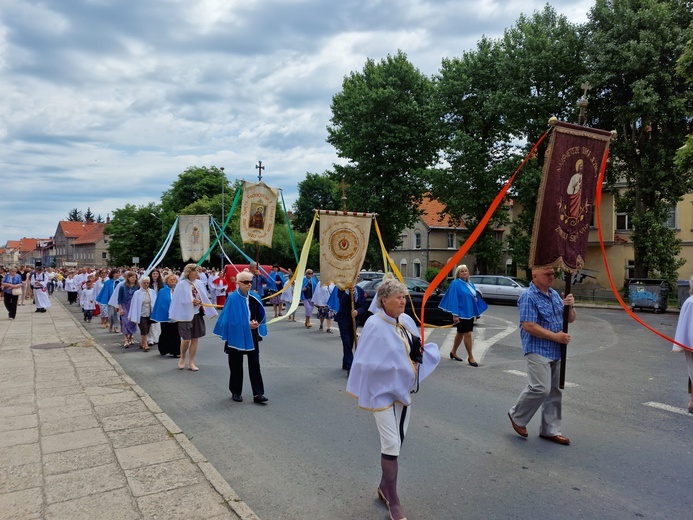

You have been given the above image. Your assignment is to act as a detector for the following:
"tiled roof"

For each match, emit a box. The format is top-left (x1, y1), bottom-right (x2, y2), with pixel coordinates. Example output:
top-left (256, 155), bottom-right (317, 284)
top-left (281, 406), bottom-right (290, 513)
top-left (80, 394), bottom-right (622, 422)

top-left (58, 221), bottom-right (100, 238)
top-left (419, 196), bottom-right (465, 229)
top-left (72, 223), bottom-right (105, 245)
top-left (18, 238), bottom-right (38, 252)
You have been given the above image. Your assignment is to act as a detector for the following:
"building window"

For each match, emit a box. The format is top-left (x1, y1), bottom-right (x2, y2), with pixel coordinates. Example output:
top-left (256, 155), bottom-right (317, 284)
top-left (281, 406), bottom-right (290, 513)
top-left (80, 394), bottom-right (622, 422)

top-left (414, 231), bottom-right (421, 249)
top-left (665, 205), bottom-right (677, 229)
top-left (447, 232), bottom-right (455, 249)
top-left (413, 260), bottom-right (421, 278)
top-left (399, 259), bottom-right (407, 277)
top-left (102, 252), bottom-right (108, 259)
top-left (615, 213), bottom-right (632, 231)
top-left (626, 260), bottom-right (635, 280)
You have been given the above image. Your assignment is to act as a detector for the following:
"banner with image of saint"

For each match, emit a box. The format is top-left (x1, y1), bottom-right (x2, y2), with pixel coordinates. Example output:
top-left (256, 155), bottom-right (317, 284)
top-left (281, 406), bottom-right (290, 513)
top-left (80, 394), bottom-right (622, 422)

top-left (319, 211), bottom-right (373, 290)
top-left (240, 181), bottom-right (279, 248)
top-left (179, 215), bottom-right (211, 262)
top-left (529, 121), bottom-right (612, 272)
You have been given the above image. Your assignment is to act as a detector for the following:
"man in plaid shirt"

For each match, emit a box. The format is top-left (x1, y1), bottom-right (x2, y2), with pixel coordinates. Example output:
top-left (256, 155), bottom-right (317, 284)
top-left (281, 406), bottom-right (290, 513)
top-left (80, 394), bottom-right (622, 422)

top-left (508, 267), bottom-right (576, 445)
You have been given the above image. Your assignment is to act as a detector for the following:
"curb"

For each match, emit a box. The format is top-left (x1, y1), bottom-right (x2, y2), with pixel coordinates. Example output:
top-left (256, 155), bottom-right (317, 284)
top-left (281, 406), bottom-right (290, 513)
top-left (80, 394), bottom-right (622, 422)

top-left (57, 298), bottom-right (262, 520)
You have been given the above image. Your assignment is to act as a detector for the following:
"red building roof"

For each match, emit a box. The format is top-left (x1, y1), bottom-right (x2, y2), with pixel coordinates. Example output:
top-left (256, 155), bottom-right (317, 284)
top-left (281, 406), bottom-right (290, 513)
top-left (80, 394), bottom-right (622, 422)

top-left (72, 223), bottom-right (105, 245)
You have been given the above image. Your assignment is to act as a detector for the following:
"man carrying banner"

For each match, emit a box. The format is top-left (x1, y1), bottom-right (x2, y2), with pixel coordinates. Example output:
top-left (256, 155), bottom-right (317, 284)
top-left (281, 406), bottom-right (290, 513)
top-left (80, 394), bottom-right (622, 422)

top-left (508, 267), bottom-right (576, 445)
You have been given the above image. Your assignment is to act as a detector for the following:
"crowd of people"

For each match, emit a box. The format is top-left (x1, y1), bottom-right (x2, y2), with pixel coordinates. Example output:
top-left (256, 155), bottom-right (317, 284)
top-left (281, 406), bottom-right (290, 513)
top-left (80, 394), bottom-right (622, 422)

top-left (3, 262), bottom-right (693, 520)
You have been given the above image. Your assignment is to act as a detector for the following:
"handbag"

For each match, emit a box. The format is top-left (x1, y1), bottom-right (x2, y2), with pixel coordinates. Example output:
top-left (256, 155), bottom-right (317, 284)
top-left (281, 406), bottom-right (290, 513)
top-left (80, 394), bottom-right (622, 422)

top-left (11, 288), bottom-right (22, 296)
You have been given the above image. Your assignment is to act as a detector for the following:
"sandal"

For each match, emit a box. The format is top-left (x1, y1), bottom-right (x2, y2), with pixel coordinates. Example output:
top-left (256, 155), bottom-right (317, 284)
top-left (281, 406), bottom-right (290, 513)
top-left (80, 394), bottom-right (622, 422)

top-left (326, 329), bottom-right (333, 333)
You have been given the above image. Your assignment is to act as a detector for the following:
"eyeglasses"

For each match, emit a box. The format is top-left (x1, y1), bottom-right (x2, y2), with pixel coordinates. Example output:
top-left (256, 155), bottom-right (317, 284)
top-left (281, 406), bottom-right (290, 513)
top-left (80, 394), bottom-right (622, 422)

top-left (238, 281), bottom-right (253, 285)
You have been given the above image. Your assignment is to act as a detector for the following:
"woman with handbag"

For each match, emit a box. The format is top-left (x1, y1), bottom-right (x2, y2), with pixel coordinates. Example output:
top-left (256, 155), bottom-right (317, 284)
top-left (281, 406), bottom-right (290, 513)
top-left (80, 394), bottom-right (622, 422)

top-left (2, 267), bottom-right (24, 320)
top-left (346, 276), bottom-right (440, 520)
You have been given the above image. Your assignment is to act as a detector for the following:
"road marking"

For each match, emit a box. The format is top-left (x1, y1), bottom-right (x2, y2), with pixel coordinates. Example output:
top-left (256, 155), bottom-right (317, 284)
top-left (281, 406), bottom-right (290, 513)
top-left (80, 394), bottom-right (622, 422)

top-left (643, 402), bottom-right (692, 416)
top-left (439, 318), bottom-right (516, 363)
top-left (504, 370), bottom-right (580, 388)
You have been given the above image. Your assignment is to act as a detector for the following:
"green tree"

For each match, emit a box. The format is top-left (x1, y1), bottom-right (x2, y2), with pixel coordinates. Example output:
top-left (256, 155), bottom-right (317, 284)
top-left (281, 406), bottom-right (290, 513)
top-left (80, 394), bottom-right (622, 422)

top-left (675, 22), bottom-right (693, 174)
top-left (160, 166), bottom-right (230, 216)
top-left (327, 50), bottom-right (441, 255)
top-left (292, 172), bottom-right (339, 232)
top-left (83, 207), bottom-right (95, 223)
top-left (432, 37), bottom-right (520, 274)
top-left (498, 5), bottom-right (589, 270)
top-left (105, 203), bottom-right (162, 267)
top-left (67, 208), bottom-right (83, 222)
top-left (586, 0), bottom-right (693, 280)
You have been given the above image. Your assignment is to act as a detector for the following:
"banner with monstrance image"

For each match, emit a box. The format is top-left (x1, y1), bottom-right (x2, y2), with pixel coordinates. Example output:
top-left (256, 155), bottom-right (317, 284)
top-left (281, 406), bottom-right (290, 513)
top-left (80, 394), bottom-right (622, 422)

top-left (240, 181), bottom-right (279, 248)
top-left (529, 121), bottom-right (612, 272)
top-left (179, 215), bottom-right (211, 262)
top-left (319, 210), bottom-right (373, 289)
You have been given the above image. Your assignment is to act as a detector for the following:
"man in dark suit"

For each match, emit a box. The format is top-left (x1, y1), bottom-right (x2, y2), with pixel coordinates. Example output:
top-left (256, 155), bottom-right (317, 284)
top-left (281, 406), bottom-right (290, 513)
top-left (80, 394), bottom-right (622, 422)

top-left (333, 284), bottom-right (369, 372)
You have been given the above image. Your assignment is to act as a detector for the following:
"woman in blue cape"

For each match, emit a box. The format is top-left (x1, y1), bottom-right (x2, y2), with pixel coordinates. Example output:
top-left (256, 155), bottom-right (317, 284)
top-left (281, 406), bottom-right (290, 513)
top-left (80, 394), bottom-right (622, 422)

top-left (439, 264), bottom-right (488, 366)
top-left (150, 273), bottom-right (181, 357)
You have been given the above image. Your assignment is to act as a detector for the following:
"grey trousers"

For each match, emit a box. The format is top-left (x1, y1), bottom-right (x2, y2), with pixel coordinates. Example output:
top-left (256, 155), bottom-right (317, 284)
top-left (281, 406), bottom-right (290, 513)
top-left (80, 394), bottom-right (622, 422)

top-left (509, 353), bottom-right (563, 436)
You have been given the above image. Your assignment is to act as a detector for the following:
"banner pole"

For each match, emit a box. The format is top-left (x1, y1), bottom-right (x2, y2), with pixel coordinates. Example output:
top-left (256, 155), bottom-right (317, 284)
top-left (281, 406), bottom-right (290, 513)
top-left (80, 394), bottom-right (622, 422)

top-left (560, 275), bottom-right (572, 389)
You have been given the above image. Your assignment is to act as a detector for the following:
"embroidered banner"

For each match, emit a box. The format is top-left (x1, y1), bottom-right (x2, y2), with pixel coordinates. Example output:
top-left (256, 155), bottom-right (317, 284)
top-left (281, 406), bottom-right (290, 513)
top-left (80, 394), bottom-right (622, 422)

top-left (179, 215), bottom-right (210, 262)
top-left (240, 181), bottom-right (279, 248)
top-left (529, 122), bottom-right (612, 273)
top-left (319, 210), bottom-right (373, 290)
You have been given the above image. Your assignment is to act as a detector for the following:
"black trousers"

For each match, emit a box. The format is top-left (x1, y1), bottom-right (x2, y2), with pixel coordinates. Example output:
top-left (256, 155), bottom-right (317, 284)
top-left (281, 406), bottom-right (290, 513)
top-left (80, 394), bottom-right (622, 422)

top-left (4, 293), bottom-right (19, 319)
top-left (227, 345), bottom-right (264, 397)
top-left (337, 318), bottom-right (356, 369)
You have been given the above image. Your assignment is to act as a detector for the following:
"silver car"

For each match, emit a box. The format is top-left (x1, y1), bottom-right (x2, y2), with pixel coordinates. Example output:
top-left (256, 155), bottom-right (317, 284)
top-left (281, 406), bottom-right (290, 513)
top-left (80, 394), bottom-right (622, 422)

top-left (468, 275), bottom-right (529, 304)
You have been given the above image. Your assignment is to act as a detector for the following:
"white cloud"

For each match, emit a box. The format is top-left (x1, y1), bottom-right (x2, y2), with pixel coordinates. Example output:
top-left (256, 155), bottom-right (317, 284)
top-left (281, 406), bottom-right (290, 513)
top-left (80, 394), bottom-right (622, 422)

top-left (0, 0), bottom-right (593, 247)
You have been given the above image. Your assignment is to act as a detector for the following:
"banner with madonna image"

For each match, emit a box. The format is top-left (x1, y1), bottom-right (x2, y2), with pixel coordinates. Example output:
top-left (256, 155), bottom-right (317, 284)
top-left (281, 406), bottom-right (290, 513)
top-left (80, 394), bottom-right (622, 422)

top-left (529, 121), bottom-right (612, 273)
top-left (319, 210), bottom-right (374, 290)
top-left (240, 181), bottom-right (279, 248)
top-left (179, 215), bottom-right (211, 262)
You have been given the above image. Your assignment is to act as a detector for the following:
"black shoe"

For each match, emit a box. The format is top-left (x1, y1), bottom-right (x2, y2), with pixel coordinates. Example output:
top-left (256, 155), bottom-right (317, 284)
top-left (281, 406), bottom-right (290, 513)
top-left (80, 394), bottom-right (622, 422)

top-left (468, 359), bottom-right (479, 367)
top-left (35, 309), bottom-right (41, 313)
top-left (232, 394), bottom-right (243, 402)
top-left (450, 353), bottom-right (463, 361)
top-left (253, 395), bottom-right (268, 404)
top-left (40, 309), bottom-right (46, 313)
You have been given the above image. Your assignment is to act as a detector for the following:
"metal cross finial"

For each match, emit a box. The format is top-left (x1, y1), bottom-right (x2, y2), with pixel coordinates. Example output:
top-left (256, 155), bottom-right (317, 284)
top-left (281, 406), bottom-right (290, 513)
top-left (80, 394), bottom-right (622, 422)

top-left (581, 81), bottom-right (592, 100)
top-left (255, 161), bottom-right (265, 182)
top-left (339, 178), bottom-right (350, 212)
top-left (578, 82), bottom-right (592, 126)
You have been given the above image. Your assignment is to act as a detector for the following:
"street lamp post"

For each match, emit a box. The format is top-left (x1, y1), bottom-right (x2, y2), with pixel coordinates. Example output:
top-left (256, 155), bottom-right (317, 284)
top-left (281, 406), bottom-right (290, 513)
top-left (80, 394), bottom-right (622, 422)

top-left (220, 167), bottom-right (225, 271)
top-left (150, 213), bottom-right (164, 235)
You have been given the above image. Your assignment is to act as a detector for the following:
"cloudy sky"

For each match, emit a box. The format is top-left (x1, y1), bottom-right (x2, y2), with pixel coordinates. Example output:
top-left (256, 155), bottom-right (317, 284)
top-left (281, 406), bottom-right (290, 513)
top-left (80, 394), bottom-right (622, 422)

top-left (0, 0), bottom-right (593, 246)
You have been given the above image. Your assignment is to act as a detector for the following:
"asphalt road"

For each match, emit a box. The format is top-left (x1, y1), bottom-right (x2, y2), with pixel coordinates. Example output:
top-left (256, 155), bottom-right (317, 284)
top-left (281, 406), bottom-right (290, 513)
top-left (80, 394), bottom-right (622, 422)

top-left (60, 296), bottom-right (693, 520)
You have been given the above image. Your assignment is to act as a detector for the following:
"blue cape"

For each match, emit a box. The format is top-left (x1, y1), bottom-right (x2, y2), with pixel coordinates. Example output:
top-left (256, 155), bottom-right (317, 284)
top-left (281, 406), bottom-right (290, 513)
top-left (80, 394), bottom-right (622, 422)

top-left (213, 289), bottom-right (267, 350)
top-left (150, 286), bottom-right (172, 322)
top-left (439, 278), bottom-right (488, 318)
top-left (96, 278), bottom-right (116, 306)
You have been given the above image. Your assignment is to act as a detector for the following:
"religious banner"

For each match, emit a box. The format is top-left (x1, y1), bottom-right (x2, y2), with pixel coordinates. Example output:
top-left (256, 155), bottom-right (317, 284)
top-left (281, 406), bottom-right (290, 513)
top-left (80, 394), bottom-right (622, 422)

top-left (319, 210), bottom-right (373, 289)
top-left (239, 181), bottom-right (279, 248)
top-left (529, 121), bottom-right (612, 272)
top-left (179, 215), bottom-right (210, 262)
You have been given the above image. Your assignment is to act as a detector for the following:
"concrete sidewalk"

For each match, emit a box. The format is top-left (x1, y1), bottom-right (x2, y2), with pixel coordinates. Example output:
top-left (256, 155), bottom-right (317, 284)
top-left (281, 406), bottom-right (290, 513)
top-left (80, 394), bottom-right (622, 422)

top-left (0, 298), bottom-right (260, 520)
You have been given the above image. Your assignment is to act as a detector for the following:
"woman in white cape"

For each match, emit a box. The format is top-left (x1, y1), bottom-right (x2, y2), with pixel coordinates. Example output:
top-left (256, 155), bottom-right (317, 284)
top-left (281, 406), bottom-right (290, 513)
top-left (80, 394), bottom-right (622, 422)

top-left (346, 276), bottom-right (440, 520)
top-left (128, 276), bottom-right (157, 352)
top-left (169, 263), bottom-right (218, 371)
top-left (673, 275), bottom-right (693, 413)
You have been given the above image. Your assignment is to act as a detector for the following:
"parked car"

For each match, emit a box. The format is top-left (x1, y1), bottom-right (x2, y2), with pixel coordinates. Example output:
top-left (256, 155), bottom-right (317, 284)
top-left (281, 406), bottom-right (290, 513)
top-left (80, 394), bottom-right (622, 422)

top-left (468, 275), bottom-right (529, 304)
top-left (356, 277), bottom-right (452, 326)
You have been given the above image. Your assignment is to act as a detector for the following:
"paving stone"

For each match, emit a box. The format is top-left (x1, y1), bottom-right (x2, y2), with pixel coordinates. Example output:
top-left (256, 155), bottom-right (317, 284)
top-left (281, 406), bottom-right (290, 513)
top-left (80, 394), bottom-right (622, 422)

top-left (45, 463), bottom-right (126, 504)
top-left (0, 413), bottom-right (38, 432)
top-left (0, 392), bottom-right (35, 407)
top-left (40, 413), bottom-right (101, 436)
top-left (41, 427), bottom-right (108, 454)
top-left (78, 375), bottom-right (125, 387)
top-left (0, 462), bottom-right (42, 493)
top-left (85, 385), bottom-right (131, 396)
top-left (106, 424), bottom-right (173, 449)
top-left (44, 444), bottom-right (116, 476)
top-left (0, 427), bottom-right (39, 448)
top-left (0, 404), bottom-right (35, 418)
top-left (115, 439), bottom-right (185, 470)
top-left (37, 393), bottom-right (91, 409)
top-left (0, 383), bottom-right (34, 398)
top-left (101, 412), bottom-right (160, 432)
top-left (45, 487), bottom-right (141, 520)
top-left (35, 385), bottom-right (85, 399)
top-left (0, 442), bottom-right (41, 467)
top-left (89, 390), bottom-right (139, 407)
top-left (0, 487), bottom-right (43, 519)
top-left (125, 459), bottom-right (203, 497)
top-left (94, 399), bottom-right (148, 419)
top-left (136, 482), bottom-right (234, 519)
top-left (38, 403), bottom-right (93, 422)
